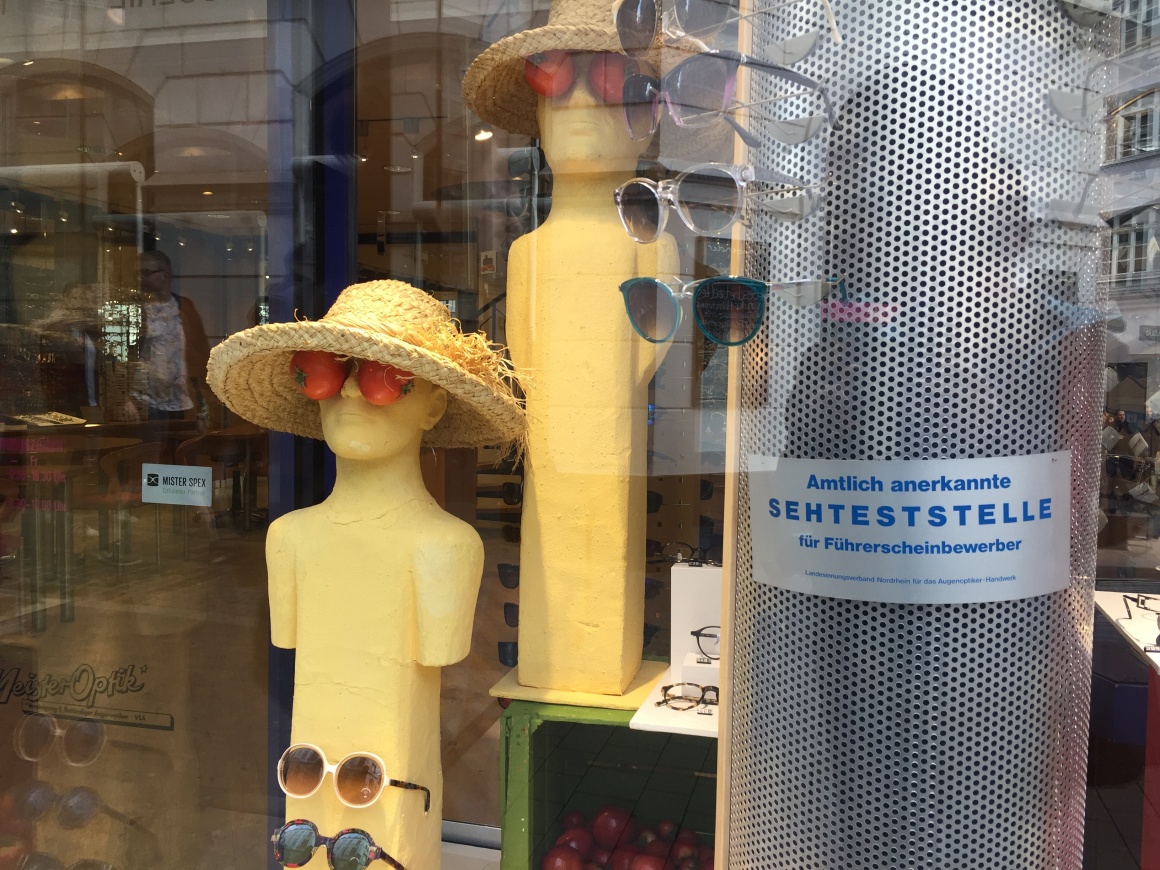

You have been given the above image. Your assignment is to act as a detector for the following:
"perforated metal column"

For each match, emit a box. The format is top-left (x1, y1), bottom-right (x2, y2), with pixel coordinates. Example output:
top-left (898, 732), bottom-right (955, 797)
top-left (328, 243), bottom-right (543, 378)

top-left (726, 1), bottom-right (1107, 866)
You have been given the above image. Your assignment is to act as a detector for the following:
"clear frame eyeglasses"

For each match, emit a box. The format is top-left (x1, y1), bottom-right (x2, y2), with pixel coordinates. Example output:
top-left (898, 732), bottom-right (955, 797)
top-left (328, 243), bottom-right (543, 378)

top-left (622, 49), bottom-right (841, 148)
top-left (614, 0), bottom-right (841, 59)
top-left (613, 162), bottom-right (819, 244)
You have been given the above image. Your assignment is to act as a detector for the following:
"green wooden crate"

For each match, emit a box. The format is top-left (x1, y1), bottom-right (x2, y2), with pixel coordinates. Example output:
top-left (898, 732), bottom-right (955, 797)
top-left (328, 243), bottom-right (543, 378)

top-left (499, 699), bottom-right (717, 869)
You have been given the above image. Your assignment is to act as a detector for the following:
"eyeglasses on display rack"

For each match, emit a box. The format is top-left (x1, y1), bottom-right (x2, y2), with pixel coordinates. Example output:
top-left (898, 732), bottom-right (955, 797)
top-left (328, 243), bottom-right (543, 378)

top-left (14, 712), bottom-right (106, 766)
top-left (614, 0), bottom-right (841, 57)
top-left (655, 682), bottom-right (719, 710)
top-left (690, 625), bottom-right (721, 661)
top-left (620, 275), bottom-right (844, 346)
top-left (271, 819), bottom-right (406, 870)
top-left (613, 162), bottom-right (819, 244)
top-left (1123, 592), bottom-right (1160, 621)
top-left (277, 744), bottom-right (431, 812)
top-left (622, 50), bottom-right (840, 147)
top-left (524, 50), bottom-right (646, 104)
top-left (16, 855), bottom-right (113, 870)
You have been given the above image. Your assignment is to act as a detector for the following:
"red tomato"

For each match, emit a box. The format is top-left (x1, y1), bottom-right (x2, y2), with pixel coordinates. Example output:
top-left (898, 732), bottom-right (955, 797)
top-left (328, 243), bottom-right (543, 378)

top-left (698, 846), bottom-right (714, 868)
top-left (608, 846), bottom-right (640, 870)
top-left (593, 847), bottom-right (612, 866)
top-left (290, 351), bottom-right (347, 400)
top-left (525, 50), bottom-right (575, 97)
top-left (655, 820), bottom-right (677, 841)
top-left (541, 844), bottom-right (585, 870)
top-left (555, 828), bottom-right (595, 862)
top-left (628, 854), bottom-right (666, 870)
top-left (587, 53), bottom-right (634, 103)
top-left (643, 839), bottom-right (669, 858)
top-left (356, 361), bottom-right (414, 406)
top-left (563, 809), bottom-right (586, 829)
top-left (590, 805), bottom-right (635, 850)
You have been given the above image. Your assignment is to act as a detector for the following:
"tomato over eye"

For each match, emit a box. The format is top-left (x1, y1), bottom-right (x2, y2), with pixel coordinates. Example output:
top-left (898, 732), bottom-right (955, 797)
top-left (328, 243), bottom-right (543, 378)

top-left (357, 361), bottom-right (415, 406)
top-left (291, 351), bottom-right (348, 400)
top-left (587, 53), bottom-right (634, 104)
top-left (525, 50), bottom-right (575, 98)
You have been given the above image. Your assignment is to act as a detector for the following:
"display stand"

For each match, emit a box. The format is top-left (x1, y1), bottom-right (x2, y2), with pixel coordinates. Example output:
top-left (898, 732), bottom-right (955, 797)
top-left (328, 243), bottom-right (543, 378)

top-left (629, 665), bottom-right (720, 739)
top-left (1094, 590), bottom-right (1160, 870)
top-left (494, 668), bottom-right (717, 870)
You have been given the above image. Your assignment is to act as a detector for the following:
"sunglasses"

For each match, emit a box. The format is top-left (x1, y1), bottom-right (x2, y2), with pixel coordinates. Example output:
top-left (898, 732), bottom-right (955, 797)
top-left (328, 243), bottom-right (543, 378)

top-left (614, 162), bottom-right (815, 243)
top-left (278, 743), bottom-right (431, 812)
top-left (614, 0), bottom-right (841, 58)
top-left (11, 780), bottom-right (153, 837)
top-left (621, 275), bottom-right (842, 346)
top-left (655, 682), bottom-right (719, 711)
top-left (17, 856), bottom-right (113, 870)
top-left (271, 819), bottom-right (406, 870)
top-left (691, 625), bottom-right (721, 661)
top-left (14, 713), bottom-right (105, 766)
top-left (622, 50), bottom-right (839, 147)
top-left (524, 50), bottom-right (647, 104)
top-left (290, 352), bottom-right (414, 405)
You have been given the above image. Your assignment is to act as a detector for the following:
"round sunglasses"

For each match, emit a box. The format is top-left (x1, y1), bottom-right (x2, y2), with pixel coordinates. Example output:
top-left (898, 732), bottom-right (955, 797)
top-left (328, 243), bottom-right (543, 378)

top-left (523, 50), bottom-right (645, 104)
top-left (622, 49), bottom-right (838, 147)
top-left (278, 743), bottom-right (431, 812)
top-left (613, 162), bottom-right (813, 243)
top-left (620, 275), bottom-right (767, 346)
top-left (614, 0), bottom-right (841, 56)
top-left (14, 713), bottom-right (105, 767)
top-left (271, 819), bottom-right (406, 870)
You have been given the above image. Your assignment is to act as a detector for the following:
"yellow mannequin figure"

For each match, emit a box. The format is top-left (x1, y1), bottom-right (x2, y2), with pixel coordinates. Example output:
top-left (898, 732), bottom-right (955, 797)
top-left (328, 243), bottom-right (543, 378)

top-left (266, 374), bottom-right (467, 868)
top-left (506, 56), bottom-right (680, 694)
top-left (207, 280), bottom-right (526, 870)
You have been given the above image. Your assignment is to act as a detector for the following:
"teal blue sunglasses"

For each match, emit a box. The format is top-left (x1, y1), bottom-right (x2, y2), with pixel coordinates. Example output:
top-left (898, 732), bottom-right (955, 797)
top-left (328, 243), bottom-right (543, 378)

top-left (620, 275), bottom-right (843, 345)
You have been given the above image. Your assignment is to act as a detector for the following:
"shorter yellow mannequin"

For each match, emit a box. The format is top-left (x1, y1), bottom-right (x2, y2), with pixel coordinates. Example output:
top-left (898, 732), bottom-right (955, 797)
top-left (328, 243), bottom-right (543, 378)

top-left (266, 372), bottom-right (481, 869)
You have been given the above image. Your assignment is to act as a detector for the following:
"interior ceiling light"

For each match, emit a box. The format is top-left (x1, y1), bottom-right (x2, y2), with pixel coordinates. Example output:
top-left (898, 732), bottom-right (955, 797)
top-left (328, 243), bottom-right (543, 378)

top-left (22, 60), bottom-right (33, 66)
top-left (202, 190), bottom-right (213, 196)
top-left (384, 165), bottom-right (412, 174)
top-left (474, 126), bottom-right (494, 142)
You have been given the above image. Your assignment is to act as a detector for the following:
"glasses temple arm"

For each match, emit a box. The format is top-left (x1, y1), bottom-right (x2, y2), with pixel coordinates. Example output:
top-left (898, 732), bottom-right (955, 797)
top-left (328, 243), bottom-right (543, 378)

top-left (378, 850), bottom-right (408, 870)
top-left (388, 778), bottom-right (432, 813)
top-left (733, 55), bottom-right (841, 129)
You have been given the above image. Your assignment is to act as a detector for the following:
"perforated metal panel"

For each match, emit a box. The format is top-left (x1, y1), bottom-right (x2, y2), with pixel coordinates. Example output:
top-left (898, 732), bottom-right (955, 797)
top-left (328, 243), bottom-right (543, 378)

top-left (726, 1), bottom-right (1107, 866)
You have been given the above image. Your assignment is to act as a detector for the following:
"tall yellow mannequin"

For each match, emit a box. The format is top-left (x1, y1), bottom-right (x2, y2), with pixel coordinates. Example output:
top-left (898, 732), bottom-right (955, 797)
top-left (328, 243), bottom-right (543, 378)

top-left (507, 59), bottom-right (680, 694)
top-left (265, 372), bottom-right (477, 869)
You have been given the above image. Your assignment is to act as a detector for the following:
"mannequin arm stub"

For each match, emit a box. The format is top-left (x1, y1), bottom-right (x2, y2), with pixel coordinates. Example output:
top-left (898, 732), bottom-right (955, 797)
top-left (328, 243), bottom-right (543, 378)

top-left (413, 515), bottom-right (485, 667)
top-left (266, 512), bottom-right (298, 649)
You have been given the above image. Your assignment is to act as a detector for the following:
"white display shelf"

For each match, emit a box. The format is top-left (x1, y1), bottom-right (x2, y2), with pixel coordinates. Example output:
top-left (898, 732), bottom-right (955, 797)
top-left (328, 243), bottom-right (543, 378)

top-left (1094, 589), bottom-right (1160, 675)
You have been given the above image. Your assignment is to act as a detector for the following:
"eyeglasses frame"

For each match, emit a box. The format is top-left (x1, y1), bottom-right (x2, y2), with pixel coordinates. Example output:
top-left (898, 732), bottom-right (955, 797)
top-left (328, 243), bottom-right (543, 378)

top-left (270, 819), bottom-right (406, 870)
top-left (277, 742), bottom-right (431, 813)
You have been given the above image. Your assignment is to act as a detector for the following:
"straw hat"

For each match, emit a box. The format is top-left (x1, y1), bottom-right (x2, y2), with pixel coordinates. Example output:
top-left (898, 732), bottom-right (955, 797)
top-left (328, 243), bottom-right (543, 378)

top-left (206, 280), bottom-right (525, 451)
top-left (464, 0), bottom-right (664, 138)
top-left (464, 0), bottom-right (734, 154)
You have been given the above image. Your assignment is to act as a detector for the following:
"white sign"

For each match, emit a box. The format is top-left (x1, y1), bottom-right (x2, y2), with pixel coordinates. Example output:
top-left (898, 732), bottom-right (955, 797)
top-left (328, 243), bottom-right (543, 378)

top-left (747, 452), bottom-right (1072, 604)
top-left (141, 463), bottom-right (212, 507)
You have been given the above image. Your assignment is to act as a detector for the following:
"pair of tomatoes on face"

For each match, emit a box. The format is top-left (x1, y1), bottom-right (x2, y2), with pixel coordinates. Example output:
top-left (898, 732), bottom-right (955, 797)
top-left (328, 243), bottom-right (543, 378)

top-left (524, 50), bottom-right (636, 104)
top-left (290, 350), bottom-right (414, 406)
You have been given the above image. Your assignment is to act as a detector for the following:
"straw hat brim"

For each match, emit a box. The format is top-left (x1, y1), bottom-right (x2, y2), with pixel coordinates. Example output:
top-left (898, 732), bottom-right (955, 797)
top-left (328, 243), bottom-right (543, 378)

top-left (464, 25), bottom-right (630, 138)
top-left (207, 321), bottom-right (524, 449)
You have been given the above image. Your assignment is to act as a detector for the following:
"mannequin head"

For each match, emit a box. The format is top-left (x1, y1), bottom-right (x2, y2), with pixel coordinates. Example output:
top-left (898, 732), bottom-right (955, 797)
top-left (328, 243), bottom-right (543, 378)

top-left (320, 367), bottom-right (447, 462)
top-left (536, 52), bottom-right (650, 175)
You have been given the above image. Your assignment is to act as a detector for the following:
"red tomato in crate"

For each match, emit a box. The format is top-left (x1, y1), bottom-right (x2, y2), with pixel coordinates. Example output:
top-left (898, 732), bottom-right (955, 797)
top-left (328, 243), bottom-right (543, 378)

top-left (541, 844), bottom-right (585, 870)
top-left (290, 351), bottom-right (347, 400)
top-left (590, 805), bottom-right (635, 849)
top-left (357, 360), bottom-right (414, 405)
top-left (627, 854), bottom-right (666, 870)
top-left (555, 828), bottom-right (595, 862)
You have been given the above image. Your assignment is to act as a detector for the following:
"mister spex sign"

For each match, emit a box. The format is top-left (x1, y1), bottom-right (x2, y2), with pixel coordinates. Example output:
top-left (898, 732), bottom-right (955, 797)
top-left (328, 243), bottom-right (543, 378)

top-left (746, 452), bottom-right (1071, 604)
